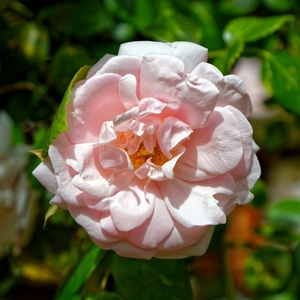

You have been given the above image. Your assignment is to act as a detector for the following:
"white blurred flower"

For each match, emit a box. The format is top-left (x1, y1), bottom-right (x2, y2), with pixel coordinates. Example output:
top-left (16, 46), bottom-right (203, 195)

top-left (0, 111), bottom-right (35, 257)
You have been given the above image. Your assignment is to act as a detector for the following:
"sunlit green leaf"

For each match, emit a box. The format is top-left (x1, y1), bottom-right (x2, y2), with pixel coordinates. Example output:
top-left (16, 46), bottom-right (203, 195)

top-left (220, 0), bottom-right (259, 16)
top-left (261, 0), bottom-right (295, 12)
top-left (245, 246), bottom-right (293, 294)
top-left (112, 255), bottom-right (193, 300)
top-left (262, 51), bottom-right (300, 115)
top-left (268, 199), bottom-right (300, 227)
top-left (223, 15), bottom-right (294, 43)
top-left (52, 45), bottom-right (92, 95)
top-left (42, 65), bottom-right (90, 158)
top-left (54, 245), bottom-right (106, 300)
top-left (212, 39), bottom-right (244, 74)
top-left (44, 205), bottom-right (64, 228)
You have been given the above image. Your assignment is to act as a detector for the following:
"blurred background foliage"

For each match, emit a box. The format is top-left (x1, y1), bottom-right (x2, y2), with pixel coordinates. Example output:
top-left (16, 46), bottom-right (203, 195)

top-left (0, 0), bottom-right (300, 299)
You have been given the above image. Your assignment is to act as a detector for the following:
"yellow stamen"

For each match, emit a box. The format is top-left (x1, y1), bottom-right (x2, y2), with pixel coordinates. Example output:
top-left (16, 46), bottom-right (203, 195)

top-left (129, 142), bottom-right (169, 169)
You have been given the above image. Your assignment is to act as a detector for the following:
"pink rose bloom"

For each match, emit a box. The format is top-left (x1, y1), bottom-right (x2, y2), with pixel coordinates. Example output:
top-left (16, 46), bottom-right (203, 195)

top-left (33, 41), bottom-right (260, 259)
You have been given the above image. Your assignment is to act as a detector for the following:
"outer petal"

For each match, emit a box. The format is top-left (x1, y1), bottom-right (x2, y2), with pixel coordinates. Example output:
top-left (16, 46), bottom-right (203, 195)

top-left (159, 177), bottom-right (227, 228)
top-left (140, 55), bottom-right (219, 128)
top-left (109, 178), bottom-right (154, 231)
top-left (86, 54), bottom-right (114, 79)
top-left (119, 41), bottom-right (208, 73)
top-left (68, 143), bottom-right (134, 199)
top-left (32, 157), bottom-right (57, 194)
top-left (124, 181), bottom-right (174, 248)
top-left (155, 226), bottom-right (214, 258)
top-left (66, 74), bottom-right (126, 144)
top-left (176, 108), bottom-right (243, 180)
top-left (216, 75), bottom-right (252, 117)
top-left (49, 134), bottom-right (84, 206)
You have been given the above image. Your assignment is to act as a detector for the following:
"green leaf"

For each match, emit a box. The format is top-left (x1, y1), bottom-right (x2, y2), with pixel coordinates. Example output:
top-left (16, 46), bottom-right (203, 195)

top-left (223, 15), bottom-right (294, 43)
top-left (42, 65), bottom-right (90, 158)
top-left (43, 205), bottom-right (64, 228)
top-left (52, 45), bottom-right (92, 95)
top-left (262, 51), bottom-right (300, 115)
top-left (212, 39), bottom-right (244, 74)
top-left (112, 255), bottom-right (193, 300)
top-left (268, 199), bottom-right (300, 227)
top-left (54, 244), bottom-right (107, 300)
top-left (245, 246), bottom-right (293, 294)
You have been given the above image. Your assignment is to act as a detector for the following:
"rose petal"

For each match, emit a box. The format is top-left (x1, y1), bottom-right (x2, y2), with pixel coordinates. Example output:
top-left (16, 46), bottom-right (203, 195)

top-left (68, 143), bottom-right (135, 198)
top-left (122, 180), bottom-right (174, 248)
top-left (156, 116), bottom-right (192, 158)
top-left (99, 145), bottom-right (133, 171)
top-left (66, 74), bottom-right (125, 144)
top-left (32, 157), bottom-right (57, 194)
top-left (119, 41), bottom-right (208, 73)
top-left (110, 178), bottom-right (154, 231)
top-left (176, 107), bottom-right (243, 179)
top-left (49, 134), bottom-right (84, 206)
top-left (119, 74), bottom-right (139, 109)
top-left (86, 54), bottom-right (114, 79)
top-left (155, 226), bottom-right (214, 258)
top-left (217, 75), bottom-right (252, 116)
top-left (159, 177), bottom-right (227, 228)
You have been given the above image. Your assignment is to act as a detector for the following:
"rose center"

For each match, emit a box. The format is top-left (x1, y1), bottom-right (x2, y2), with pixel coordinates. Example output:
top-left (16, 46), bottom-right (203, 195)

top-left (129, 142), bottom-right (169, 169)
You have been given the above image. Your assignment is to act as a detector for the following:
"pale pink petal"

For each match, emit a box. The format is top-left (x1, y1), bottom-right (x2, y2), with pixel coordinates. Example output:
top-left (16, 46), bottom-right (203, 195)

top-left (140, 55), bottom-right (220, 129)
top-left (159, 178), bottom-right (226, 228)
top-left (49, 195), bottom-right (67, 209)
top-left (192, 62), bottom-right (224, 84)
top-left (118, 41), bottom-right (208, 73)
top-left (176, 108), bottom-right (243, 179)
top-left (65, 74), bottom-right (125, 144)
top-left (123, 181), bottom-right (174, 248)
top-left (93, 55), bottom-right (142, 83)
top-left (217, 75), bottom-right (252, 117)
top-left (175, 74), bottom-right (220, 128)
top-left (138, 97), bottom-right (166, 117)
top-left (156, 116), bottom-right (192, 158)
top-left (68, 143), bottom-right (134, 198)
top-left (105, 240), bottom-right (156, 259)
top-left (119, 74), bottom-right (139, 109)
top-left (68, 205), bottom-right (120, 243)
top-left (49, 134), bottom-right (84, 206)
top-left (98, 121), bottom-right (116, 144)
top-left (32, 157), bottom-right (57, 194)
top-left (99, 145), bottom-right (133, 171)
top-left (110, 178), bottom-right (154, 231)
top-left (155, 226), bottom-right (214, 258)
top-left (161, 146), bottom-right (186, 180)
top-left (86, 54), bottom-right (114, 79)
top-left (156, 220), bottom-right (208, 251)
top-left (140, 54), bottom-right (184, 102)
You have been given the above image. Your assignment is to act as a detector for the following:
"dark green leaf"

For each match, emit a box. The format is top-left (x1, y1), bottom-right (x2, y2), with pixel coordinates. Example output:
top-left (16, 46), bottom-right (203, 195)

top-left (268, 199), bottom-right (300, 227)
top-left (54, 244), bottom-right (106, 300)
top-left (261, 0), bottom-right (295, 12)
top-left (52, 45), bottom-right (92, 95)
top-left (245, 246), bottom-right (293, 294)
top-left (212, 39), bottom-right (244, 74)
top-left (42, 65), bottom-right (90, 158)
top-left (112, 255), bottom-right (193, 300)
top-left (220, 0), bottom-right (259, 16)
top-left (262, 51), bottom-right (300, 115)
top-left (223, 15), bottom-right (294, 43)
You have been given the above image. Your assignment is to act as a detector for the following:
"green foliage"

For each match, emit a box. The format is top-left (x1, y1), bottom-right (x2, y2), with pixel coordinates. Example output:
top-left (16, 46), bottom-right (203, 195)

top-left (112, 256), bottom-right (193, 300)
top-left (1, 0), bottom-right (300, 299)
top-left (42, 65), bottom-right (90, 158)
top-left (223, 15), bottom-right (294, 43)
top-left (54, 245), bottom-right (107, 300)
